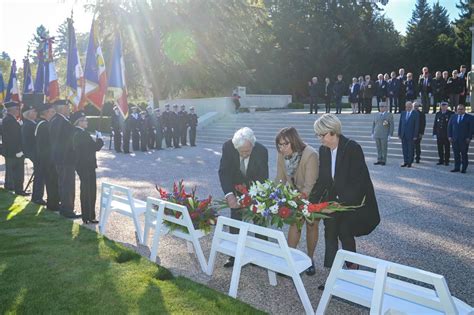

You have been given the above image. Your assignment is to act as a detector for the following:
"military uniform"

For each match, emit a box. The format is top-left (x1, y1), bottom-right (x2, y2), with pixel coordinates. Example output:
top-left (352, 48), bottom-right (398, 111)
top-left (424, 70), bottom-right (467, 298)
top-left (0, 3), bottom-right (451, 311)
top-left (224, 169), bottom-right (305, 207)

top-left (71, 111), bottom-right (104, 223)
top-left (146, 110), bottom-right (155, 149)
top-left (2, 102), bottom-right (25, 194)
top-left (22, 113), bottom-right (45, 203)
top-left (35, 104), bottom-right (59, 211)
top-left (154, 109), bottom-right (164, 150)
top-left (433, 108), bottom-right (454, 165)
top-left (414, 108), bottom-right (426, 163)
top-left (123, 115), bottom-right (132, 153)
top-left (171, 106), bottom-right (180, 148)
top-left (178, 107), bottom-right (188, 146)
top-left (139, 112), bottom-right (148, 152)
top-left (162, 106), bottom-right (173, 148)
top-left (111, 109), bottom-right (122, 153)
top-left (49, 101), bottom-right (77, 217)
top-left (188, 109), bottom-right (198, 146)
top-left (130, 111), bottom-right (140, 151)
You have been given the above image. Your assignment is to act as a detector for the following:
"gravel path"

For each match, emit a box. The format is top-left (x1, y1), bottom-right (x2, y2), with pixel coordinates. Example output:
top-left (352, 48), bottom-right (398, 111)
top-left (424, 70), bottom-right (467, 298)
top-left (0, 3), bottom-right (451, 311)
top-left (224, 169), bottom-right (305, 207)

top-left (2, 138), bottom-right (473, 314)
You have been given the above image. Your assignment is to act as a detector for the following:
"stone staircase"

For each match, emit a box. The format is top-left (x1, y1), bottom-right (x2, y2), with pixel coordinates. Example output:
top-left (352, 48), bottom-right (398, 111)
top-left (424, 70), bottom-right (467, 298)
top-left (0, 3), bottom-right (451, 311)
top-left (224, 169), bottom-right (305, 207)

top-left (197, 109), bottom-right (474, 163)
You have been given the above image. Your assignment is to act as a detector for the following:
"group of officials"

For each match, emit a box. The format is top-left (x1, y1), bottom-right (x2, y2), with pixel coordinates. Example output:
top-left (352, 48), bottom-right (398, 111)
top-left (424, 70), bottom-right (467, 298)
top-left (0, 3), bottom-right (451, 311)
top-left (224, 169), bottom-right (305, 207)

top-left (111, 104), bottom-right (198, 154)
top-left (2, 95), bottom-right (103, 223)
top-left (308, 65), bottom-right (474, 115)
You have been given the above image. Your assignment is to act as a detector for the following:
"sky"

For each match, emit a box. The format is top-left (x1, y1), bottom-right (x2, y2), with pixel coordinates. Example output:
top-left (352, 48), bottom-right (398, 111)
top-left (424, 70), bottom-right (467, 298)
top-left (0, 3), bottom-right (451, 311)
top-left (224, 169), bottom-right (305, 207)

top-left (0, 0), bottom-right (464, 68)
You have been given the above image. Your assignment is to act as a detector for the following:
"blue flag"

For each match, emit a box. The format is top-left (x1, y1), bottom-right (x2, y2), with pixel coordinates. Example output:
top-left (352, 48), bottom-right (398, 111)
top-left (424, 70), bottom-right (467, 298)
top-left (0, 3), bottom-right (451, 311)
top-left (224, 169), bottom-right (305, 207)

top-left (66, 18), bottom-right (84, 110)
top-left (5, 59), bottom-right (20, 102)
top-left (108, 31), bottom-right (128, 118)
top-left (34, 42), bottom-right (45, 94)
top-left (23, 58), bottom-right (34, 93)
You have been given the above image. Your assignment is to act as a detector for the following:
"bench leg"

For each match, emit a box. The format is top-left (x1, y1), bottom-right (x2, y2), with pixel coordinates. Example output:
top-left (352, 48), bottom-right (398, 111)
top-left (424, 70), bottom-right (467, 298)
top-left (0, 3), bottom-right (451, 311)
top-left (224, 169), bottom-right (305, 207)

top-left (316, 254), bottom-right (346, 315)
top-left (99, 208), bottom-right (111, 235)
top-left (267, 270), bottom-right (277, 286)
top-left (229, 261), bottom-right (243, 298)
top-left (292, 274), bottom-right (314, 315)
top-left (186, 241), bottom-right (194, 253)
top-left (150, 223), bottom-right (162, 262)
top-left (191, 238), bottom-right (208, 273)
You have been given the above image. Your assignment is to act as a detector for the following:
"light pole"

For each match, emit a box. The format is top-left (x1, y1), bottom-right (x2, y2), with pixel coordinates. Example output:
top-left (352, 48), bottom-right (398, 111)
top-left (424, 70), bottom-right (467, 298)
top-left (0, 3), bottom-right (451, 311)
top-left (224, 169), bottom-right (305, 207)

top-left (470, 26), bottom-right (474, 67)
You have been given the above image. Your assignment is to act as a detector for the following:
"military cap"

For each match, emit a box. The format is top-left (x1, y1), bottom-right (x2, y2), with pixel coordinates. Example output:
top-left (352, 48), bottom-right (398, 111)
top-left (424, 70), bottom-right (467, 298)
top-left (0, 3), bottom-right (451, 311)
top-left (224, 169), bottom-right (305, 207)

top-left (189, 106), bottom-right (195, 110)
top-left (21, 102), bottom-right (36, 113)
top-left (36, 103), bottom-right (53, 113)
top-left (70, 111), bottom-right (87, 124)
top-left (4, 101), bottom-right (20, 109)
top-left (173, 104), bottom-right (178, 108)
top-left (52, 99), bottom-right (68, 106)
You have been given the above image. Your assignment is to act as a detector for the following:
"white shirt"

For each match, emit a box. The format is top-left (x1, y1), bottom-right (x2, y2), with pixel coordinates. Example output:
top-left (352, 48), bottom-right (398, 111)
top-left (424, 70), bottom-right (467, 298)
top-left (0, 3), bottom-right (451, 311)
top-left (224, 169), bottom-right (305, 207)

top-left (331, 147), bottom-right (338, 179)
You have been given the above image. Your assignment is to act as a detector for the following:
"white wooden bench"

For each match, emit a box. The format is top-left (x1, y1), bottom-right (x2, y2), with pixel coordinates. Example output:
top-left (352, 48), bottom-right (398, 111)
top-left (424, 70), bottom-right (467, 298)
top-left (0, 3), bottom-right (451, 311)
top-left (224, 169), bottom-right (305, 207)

top-left (142, 197), bottom-right (208, 273)
top-left (207, 216), bottom-right (314, 315)
top-left (99, 182), bottom-right (146, 244)
top-left (316, 250), bottom-right (473, 315)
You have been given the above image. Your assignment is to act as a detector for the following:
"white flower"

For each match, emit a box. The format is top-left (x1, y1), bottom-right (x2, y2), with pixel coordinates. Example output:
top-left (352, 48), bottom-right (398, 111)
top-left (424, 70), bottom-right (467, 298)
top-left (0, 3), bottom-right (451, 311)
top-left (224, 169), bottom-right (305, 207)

top-left (256, 201), bottom-right (266, 214)
top-left (263, 182), bottom-right (272, 190)
top-left (280, 198), bottom-right (287, 203)
top-left (302, 208), bottom-right (310, 217)
top-left (249, 185), bottom-right (258, 197)
top-left (302, 199), bottom-right (310, 205)
top-left (288, 200), bottom-right (298, 208)
top-left (270, 204), bottom-right (279, 214)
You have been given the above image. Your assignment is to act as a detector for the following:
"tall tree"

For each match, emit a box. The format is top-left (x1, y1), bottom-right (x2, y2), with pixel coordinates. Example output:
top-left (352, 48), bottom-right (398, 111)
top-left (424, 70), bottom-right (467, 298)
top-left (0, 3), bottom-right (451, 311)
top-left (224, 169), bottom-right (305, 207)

top-left (453, 0), bottom-right (473, 66)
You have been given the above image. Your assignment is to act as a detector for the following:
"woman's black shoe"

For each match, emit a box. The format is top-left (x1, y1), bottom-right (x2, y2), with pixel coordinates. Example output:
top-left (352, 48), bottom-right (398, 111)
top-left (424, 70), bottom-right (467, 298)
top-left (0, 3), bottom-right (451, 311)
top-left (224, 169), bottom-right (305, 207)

top-left (305, 264), bottom-right (316, 276)
top-left (318, 284), bottom-right (325, 290)
top-left (82, 219), bottom-right (89, 224)
top-left (89, 220), bottom-right (99, 224)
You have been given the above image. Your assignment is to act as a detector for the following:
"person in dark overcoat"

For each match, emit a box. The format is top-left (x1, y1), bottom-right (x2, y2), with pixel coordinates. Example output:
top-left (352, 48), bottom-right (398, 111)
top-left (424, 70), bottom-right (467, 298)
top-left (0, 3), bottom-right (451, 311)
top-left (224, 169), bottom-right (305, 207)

top-left (188, 107), bottom-right (198, 146)
top-left (71, 111), bottom-right (104, 224)
top-left (310, 114), bottom-right (380, 280)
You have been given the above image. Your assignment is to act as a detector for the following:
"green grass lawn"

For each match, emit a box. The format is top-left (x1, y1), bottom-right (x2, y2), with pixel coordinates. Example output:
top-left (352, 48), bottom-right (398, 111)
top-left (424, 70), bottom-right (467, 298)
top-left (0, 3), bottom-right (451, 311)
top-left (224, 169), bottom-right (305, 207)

top-left (0, 190), bottom-right (264, 314)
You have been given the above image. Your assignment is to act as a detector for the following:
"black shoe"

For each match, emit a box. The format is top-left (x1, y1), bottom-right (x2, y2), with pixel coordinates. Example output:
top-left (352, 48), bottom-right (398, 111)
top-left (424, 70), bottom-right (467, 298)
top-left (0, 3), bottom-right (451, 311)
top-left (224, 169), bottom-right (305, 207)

top-left (89, 219), bottom-right (99, 224)
top-left (224, 257), bottom-right (234, 268)
top-left (116, 150), bottom-right (123, 153)
top-left (33, 199), bottom-right (47, 206)
top-left (380, 162), bottom-right (386, 165)
top-left (124, 151), bottom-right (130, 154)
top-left (445, 162), bottom-right (449, 166)
top-left (305, 264), bottom-right (316, 276)
top-left (450, 169), bottom-right (460, 173)
top-left (436, 162), bottom-right (443, 165)
top-left (461, 170), bottom-right (466, 174)
top-left (318, 284), bottom-right (325, 291)
top-left (374, 162), bottom-right (382, 165)
top-left (415, 160), bottom-right (420, 164)
top-left (407, 164), bottom-right (412, 168)
top-left (16, 191), bottom-right (30, 196)
top-left (82, 219), bottom-right (90, 224)
top-left (63, 212), bottom-right (81, 219)
top-left (191, 144), bottom-right (196, 147)
top-left (401, 163), bottom-right (407, 167)
top-left (309, 112), bottom-right (313, 114)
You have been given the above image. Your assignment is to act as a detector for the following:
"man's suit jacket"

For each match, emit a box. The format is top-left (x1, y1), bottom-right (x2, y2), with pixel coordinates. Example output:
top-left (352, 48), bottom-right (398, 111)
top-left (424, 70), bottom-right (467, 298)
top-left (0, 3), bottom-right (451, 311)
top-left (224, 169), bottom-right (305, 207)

top-left (398, 110), bottom-right (420, 139)
top-left (35, 119), bottom-right (53, 165)
top-left (431, 77), bottom-right (444, 97)
top-left (448, 114), bottom-right (473, 141)
top-left (387, 78), bottom-right (400, 97)
top-left (219, 140), bottom-right (268, 196)
top-left (362, 81), bottom-right (374, 99)
top-left (418, 76), bottom-right (432, 95)
top-left (405, 80), bottom-right (417, 100)
top-left (50, 113), bottom-right (75, 166)
top-left (416, 110), bottom-right (426, 136)
top-left (2, 113), bottom-right (22, 158)
top-left (372, 111), bottom-right (394, 138)
top-left (309, 135), bottom-right (380, 237)
top-left (433, 110), bottom-right (453, 138)
top-left (21, 119), bottom-right (37, 161)
top-left (73, 127), bottom-right (104, 171)
top-left (375, 80), bottom-right (387, 97)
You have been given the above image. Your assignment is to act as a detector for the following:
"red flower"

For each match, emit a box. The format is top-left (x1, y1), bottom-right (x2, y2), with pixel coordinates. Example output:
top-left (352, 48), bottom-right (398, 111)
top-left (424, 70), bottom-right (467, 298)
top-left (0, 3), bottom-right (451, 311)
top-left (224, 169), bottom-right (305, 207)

top-left (300, 192), bottom-right (308, 199)
top-left (241, 195), bottom-right (252, 207)
top-left (278, 206), bottom-right (291, 218)
top-left (308, 202), bottom-right (329, 213)
top-left (175, 212), bottom-right (182, 219)
top-left (190, 212), bottom-right (199, 220)
top-left (158, 187), bottom-right (168, 199)
top-left (252, 205), bottom-right (258, 213)
top-left (235, 184), bottom-right (248, 194)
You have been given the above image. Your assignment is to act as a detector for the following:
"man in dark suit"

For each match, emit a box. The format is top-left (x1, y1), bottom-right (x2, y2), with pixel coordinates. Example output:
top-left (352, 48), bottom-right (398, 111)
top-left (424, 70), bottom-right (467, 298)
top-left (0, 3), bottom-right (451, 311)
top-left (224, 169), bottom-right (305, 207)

top-left (413, 102), bottom-right (426, 163)
top-left (418, 70), bottom-right (432, 114)
top-left (432, 71), bottom-right (445, 114)
top-left (398, 101), bottom-right (420, 168)
top-left (188, 106), bottom-right (198, 146)
top-left (21, 96), bottom-right (45, 204)
top-left (433, 102), bottom-right (454, 166)
top-left (308, 77), bottom-right (319, 114)
top-left (362, 75), bottom-right (374, 114)
top-left (50, 100), bottom-right (80, 218)
top-left (405, 73), bottom-right (417, 102)
top-left (333, 74), bottom-right (345, 114)
top-left (154, 108), bottom-right (164, 150)
top-left (111, 106), bottom-right (122, 153)
top-left (162, 104), bottom-right (173, 148)
top-left (397, 68), bottom-right (407, 112)
top-left (2, 101), bottom-right (26, 195)
top-left (171, 105), bottom-right (180, 148)
top-left (448, 104), bottom-right (472, 173)
top-left (388, 72), bottom-right (400, 113)
top-left (35, 102), bottom-right (59, 211)
top-left (178, 105), bottom-right (189, 146)
top-left (218, 127), bottom-right (268, 267)
top-left (375, 74), bottom-right (387, 112)
top-left (323, 77), bottom-right (333, 114)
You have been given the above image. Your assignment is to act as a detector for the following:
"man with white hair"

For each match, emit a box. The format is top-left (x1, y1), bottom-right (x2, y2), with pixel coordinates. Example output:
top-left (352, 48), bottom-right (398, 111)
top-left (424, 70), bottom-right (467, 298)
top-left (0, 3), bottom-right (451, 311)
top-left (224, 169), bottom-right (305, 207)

top-left (218, 127), bottom-right (268, 267)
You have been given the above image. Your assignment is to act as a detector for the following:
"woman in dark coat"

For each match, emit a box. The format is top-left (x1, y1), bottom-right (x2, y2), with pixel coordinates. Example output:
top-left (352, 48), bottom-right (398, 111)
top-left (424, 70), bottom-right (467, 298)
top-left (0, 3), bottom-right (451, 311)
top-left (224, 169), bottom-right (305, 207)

top-left (310, 114), bottom-right (380, 278)
top-left (71, 111), bottom-right (104, 224)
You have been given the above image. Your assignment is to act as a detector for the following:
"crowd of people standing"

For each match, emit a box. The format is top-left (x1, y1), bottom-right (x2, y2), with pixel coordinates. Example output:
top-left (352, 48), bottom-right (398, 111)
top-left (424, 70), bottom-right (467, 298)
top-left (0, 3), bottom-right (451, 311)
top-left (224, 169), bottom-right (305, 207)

top-left (308, 65), bottom-right (474, 115)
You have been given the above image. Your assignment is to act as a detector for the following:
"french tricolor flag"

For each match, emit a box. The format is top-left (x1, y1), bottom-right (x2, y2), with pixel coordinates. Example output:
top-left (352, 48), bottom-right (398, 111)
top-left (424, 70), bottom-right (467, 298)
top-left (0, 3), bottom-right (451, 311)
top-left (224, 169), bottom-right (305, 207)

top-left (5, 59), bottom-right (20, 102)
top-left (108, 31), bottom-right (128, 118)
top-left (44, 38), bottom-right (60, 102)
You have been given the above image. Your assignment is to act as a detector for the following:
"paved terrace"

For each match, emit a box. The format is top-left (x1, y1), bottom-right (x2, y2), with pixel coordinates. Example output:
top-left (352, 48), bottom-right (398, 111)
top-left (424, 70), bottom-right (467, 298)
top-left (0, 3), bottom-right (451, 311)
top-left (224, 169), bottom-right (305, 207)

top-left (1, 110), bottom-right (472, 314)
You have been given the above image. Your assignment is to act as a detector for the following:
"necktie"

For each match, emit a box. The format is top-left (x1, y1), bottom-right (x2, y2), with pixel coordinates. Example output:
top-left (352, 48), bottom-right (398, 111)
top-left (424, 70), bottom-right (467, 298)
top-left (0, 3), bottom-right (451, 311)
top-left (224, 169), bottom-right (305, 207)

top-left (458, 115), bottom-right (462, 124)
top-left (406, 112), bottom-right (410, 121)
top-left (240, 158), bottom-right (246, 176)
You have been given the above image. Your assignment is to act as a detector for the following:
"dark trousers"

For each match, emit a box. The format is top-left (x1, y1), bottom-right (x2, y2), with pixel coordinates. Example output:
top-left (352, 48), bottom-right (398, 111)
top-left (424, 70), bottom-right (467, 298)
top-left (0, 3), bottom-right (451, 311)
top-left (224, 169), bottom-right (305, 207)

top-left (323, 213), bottom-right (356, 268)
top-left (56, 164), bottom-right (75, 215)
top-left (398, 96), bottom-right (406, 112)
top-left (433, 95), bottom-right (442, 113)
top-left (389, 96), bottom-right (398, 113)
top-left (189, 126), bottom-right (197, 146)
top-left (357, 97), bottom-right (363, 113)
top-left (376, 96), bottom-right (386, 112)
top-left (172, 128), bottom-right (180, 148)
top-left (449, 94), bottom-right (460, 111)
top-left (165, 128), bottom-right (172, 147)
top-left (437, 137), bottom-right (450, 163)
top-left (31, 159), bottom-right (45, 202)
top-left (123, 129), bottom-right (131, 153)
top-left (132, 130), bottom-right (140, 151)
top-left (309, 96), bottom-right (318, 113)
top-left (180, 126), bottom-right (188, 146)
top-left (414, 136), bottom-right (422, 162)
top-left (459, 93), bottom-right (466, 105)
top-left (452, 140), bottom-right (469, 171)
top-left (40, 162), bottom-right (59, 211)
top-left (363, 97), bottom-right (372, 114)
top-left (335, 96), bottom-right (342, 114)
top-left (140, 130), bottom-right (147, 151)
top-left (113, 129), bottom-right (122, 152)
top-left (401, 136), bottom-right (415, 164)
top-left (77, 168), bottom-right (97, 221)
top-left (155, 131), bottom-right (163, 149)
top-left (324, 95), bottom-right (331, 113)
top-left (421, 92), bottom-right (430, 113)
top-left (229, 208), bottom-right (242, 235)
top-left (147, 129), bottom-right (155, 149)
top-left (5, 157), bottom-right (24, 194)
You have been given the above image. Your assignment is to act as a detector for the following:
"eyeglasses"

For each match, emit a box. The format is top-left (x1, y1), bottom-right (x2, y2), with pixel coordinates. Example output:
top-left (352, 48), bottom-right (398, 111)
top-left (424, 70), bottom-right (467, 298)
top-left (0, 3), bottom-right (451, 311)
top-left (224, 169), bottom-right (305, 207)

top-left (278, 141), bottom-right (290, 147)
top-left (318, 133), bottom-right (328, 138)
